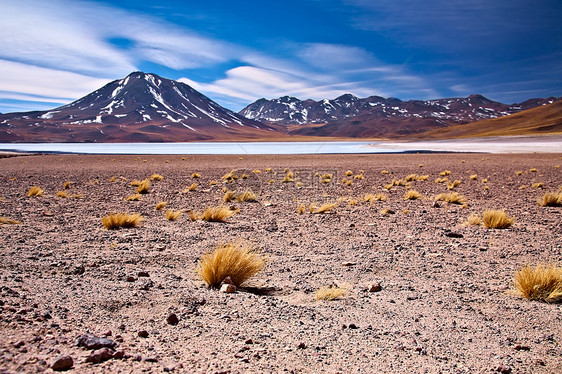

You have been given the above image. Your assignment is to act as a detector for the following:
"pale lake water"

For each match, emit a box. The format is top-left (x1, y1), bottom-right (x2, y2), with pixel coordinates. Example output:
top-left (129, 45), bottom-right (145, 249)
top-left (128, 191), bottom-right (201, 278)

top-left (0, 136), bottom-right (560, 155)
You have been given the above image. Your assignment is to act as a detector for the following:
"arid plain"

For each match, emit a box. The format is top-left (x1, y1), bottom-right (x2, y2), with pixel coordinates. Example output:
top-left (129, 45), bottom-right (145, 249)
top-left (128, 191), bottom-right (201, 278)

top-left (1, 153), bottom-right (561, 373)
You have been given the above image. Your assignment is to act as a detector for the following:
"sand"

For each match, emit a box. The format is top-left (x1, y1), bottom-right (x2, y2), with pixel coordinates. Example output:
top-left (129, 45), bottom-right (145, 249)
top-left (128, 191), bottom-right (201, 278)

top-left (0, 153), bottom-right (561, 373)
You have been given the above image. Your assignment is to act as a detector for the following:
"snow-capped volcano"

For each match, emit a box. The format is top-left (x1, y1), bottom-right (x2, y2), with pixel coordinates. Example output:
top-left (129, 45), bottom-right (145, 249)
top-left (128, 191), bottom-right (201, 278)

top-left (0, 72), bottom-right (270, 142)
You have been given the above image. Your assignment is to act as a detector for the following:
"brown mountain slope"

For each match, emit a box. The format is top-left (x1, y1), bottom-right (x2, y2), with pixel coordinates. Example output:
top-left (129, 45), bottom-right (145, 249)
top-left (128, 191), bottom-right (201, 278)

top-left (413, 99), bottom-right (562, 139)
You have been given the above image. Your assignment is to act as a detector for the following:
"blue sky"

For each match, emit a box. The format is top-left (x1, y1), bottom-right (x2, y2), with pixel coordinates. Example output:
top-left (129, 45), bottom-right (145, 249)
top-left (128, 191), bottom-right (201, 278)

top-left (1, 0), bottom-right (561, 113)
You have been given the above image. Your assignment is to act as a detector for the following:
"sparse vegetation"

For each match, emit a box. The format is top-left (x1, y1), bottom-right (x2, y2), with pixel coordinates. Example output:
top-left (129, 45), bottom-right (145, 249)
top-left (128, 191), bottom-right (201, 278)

top-left (435, 192), bottom-right (467, 205)
top-left (56, 191), bottom-right (69, 198)
top-left (470, 174), bottom-right (478, 180)
top-left (223, 190), bottom-right (237, 202)
top-left (482, 209), bottom-right (515, 229)
top-left (191, 172), bottom-right (201, 178)
top-left (316, 286), bottom-right (347, 301)
top-left (101, 213), bottom-right (143, 230)
top-left (405, 174), bottom-right (418, 182)
top-left (196, 242), bottom-right (267, 288)
top-left (297, 204), bottom-right (306, 214)
top-left (63, 181), bottom-right (71, 189)
top-left (537, 191), bottom-right (562, 207)
top-left (515, 171), bottom-right (523, 176)
top-left (465, 213), bottom-right (482, 226)
top-left (345, 170), bottom-right (353, 176)
top-left (354, 174), bottom-right (364, 180)
top-left (532, 182), bottom-right (544, 188)
top-left (435, 177), bottom-right (448, 184)
top-left (237, 190), bottom-right (257, 202)
top-left (513, 264), bottom-right (562, 303)
top-left (364, 193), bottom-right (387, 203)
top-left (136, 179), bottom-right (151, 194)
top-left (481, 178), bottom-right (488, 183)
top-left (0, 216), bottom-right (21, 225)
top-left (417, 175), bottom-right (429, 181)
top-left (166, 209), bottom-right (183, 221)
top-left (447, 179), bottom-right (462, 190)
top-left (125, 193), bottom-right (142, 201)
top-left (310, 203), bottom-right (337, 214)
top-left (529, 168), bottom-right (537, 173)
top-left (404, 190), bottom-right (422, 200)
top-left (380, 208), bottom-right (394, 215)
top-left (439, 170), bottom-right (451, 176)
top-left (130, 179), bottom-right (142, 186)
top-left (194, 205), bottom-right (236, 222)
top-left (27, 186), bottom-right (44, 197)
top-left (109, 176), bottom-right (117, 182)
top-left (183, 183), bottom-right (198, 192)
top-left (155, 201), bottom-right (167, 210)
top-left (150, 174), bottom-right (163, 181)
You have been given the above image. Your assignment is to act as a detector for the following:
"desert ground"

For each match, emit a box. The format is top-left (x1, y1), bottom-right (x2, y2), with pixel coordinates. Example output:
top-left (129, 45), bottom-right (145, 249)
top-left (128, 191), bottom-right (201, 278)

top-left (0, 153), bottom-right (561, 373)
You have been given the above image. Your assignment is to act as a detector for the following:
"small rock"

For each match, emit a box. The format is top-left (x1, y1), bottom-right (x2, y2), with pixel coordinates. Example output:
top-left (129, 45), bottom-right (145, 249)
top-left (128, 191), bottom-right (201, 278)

top-left (220, 284), bottom-right (236, 293)
top-left (221, 276), bottom-right (234, 285)
top-left (76, 334), bottom-right (117, 350)
top-left (245, 339), bottom-right (253, 344)
top-left (138, 271), bottom-right (149, 277)
top-left (132, 354), bottom-right (143, 361)
top-left (445, 231), bottom-right (464, 238)
top-left (126, 276), bottom-right (136, 282)
top-left (514, 344), bottom-right (530, 351)
top-left (113, 350), bottom-right (125, 359)
top-left (369, 283), bottom-right (382, 292)
top-left (43, 211), bottom-right (54, 217)
top-left (138, 330), bottom-right (149, 338)
top-left (73, 265), bottom-right (85, 275)
top-left (86, 347), bottom-right (114, 364)
top-left (101, 330), bottom-right (112, 337)
top-left (342, 261), bottom-right (356, 266)
top-left (432, 201), bottom-right (440, 208)
top-left (144, 356), bottom-right (158, 362)
top-left (166, 313), bottom-right (179, 325)
top-left (51, 355), bottom-right (73, 371)
top-left (297, 342), bottom-right (307, 349)
top-left (495, 364), bottom-right (512, 374)
top-left (348, 323), bottom-right (359, 329)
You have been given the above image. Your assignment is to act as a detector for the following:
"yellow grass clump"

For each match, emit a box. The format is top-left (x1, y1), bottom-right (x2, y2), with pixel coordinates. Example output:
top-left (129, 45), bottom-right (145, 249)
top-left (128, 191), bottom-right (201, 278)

top-left (364, 193), bottom-right (387, 203)
top-left (56, 191), bottom-right (69, 198)
top-left (447, 179), bottom-right (462, 190)
top-left (515, 171), bottom-right (523, 176)
top-left (529, 168), bottom-right (537, 173)
top-left (345, 170), bottom-right (353, 176)
top-left (237, 190), bottom-right (257, 202)
top-left (316, 286), bottom-right (347, 301)
top-left (481, 178), bottom-right (488, 183)
top-left (417, 175), bottom-right (429, 181)
top-left (196, 242), bottom-right (267, 288)
top-left (405, 174), bottom-right (418, 182)
top-left (435, 192), bottom-right (467, 205)
top-left (439, 170), bottom-right (451, 176)
top-left (470, 174), bottom-right (478, 180)
top-left (482, 209), bottom-right (515, 229)
top-left (155, 201), bottom-right (167, 210)
top-left (297, 204), bottom-right (306, 214)
top-left (27, 186), bottom-right (44, 197)
top-left (381, 170), bottom-right (389, 174)
top-left (513, 264), bottom-right (562, 303)
top-left (109, 176), bottom-right (117, 182)
top-left (532, 182), bottom-right (544, 188)
top-left (166, 209), bottom-right (183, 221)
top-left (404, 190), bottom-right (422, 200)
top-left (223, 190), bottom-right (237, 202)
top-left (253, 169), bottom-right (261, 174)
top-left (125, 194), bottom-right (142, 201)
top-left (136, 179), bottom-right (151, 194)
top-left (209, 180), bottom-right (218, 186)
top-left (348, 199), bottom-right (358, 206)
top-left (354, 174), bottom-right (364, 180)
top-left (310, 203), bottom-right (337, 214)
top-left (196, 205), bottom-right (236, 222)
top-left (191, 172), bottom-right (201, 178)
top-left (150, 174), bottom-right (163, 181)
top-left (537, 191), bottom-right (562, 207)
top-left (183, 183), bottom-right (198, 192)
top-left (222, 170), bottom-right (238, 181)
top-left (63, 181), bottom-right (71, 189)
top-left (281, 174), bottom-right (295, 183)
top-left (101, 213), bottom-right (143, 230)
top-left (130, 179), bottom-right (142, 186)
top-left (435, 177), bottom-right (448, 184)
top-left (465, 213), bottom-right (482, 226)
top-left (0, 216), bottom-right (21, 225)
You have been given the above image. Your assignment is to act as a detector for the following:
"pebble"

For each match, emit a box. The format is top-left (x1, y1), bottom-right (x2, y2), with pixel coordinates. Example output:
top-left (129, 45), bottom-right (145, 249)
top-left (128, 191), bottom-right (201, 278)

top-left (138, 330), bottom-right (149, 338)
top-left (138, 271), bottom-right (150, 277)
top-left (166, 313), bottom-right (179, 325)
top-left (126, 276), bottom-right (136, 282)
top-left (50, 355), bottom-right (73, 371)
top-left (86, 347), bottom-right (114, 364)
top-left (342, 261), bottom-right (356, 266)
top-left (297, 342), bottom-right (307, 349)
top-left (369, 283), bottom-right (382, 292)
top-left (220, 284), bottom-right (236, 293)
top-left (76, 334), bottom-right (117, 350)
top-left (495, 364), bottom-right (512, 373)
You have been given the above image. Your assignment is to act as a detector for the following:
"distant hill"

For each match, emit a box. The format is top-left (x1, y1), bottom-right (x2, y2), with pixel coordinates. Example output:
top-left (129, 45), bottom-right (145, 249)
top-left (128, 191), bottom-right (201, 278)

top-left (413, 100), bottom-right (562, 139)
top-left (0, 72), bottom-right (277, 142)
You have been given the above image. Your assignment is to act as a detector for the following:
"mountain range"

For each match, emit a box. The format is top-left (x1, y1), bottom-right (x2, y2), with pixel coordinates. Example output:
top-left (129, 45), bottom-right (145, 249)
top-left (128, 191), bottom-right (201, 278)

top-left (0, 72), bottom-right (560, 142)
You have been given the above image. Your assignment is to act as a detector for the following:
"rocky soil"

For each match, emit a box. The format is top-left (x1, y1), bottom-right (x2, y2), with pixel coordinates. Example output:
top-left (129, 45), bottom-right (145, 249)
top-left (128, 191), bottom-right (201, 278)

top-left (0, 153), bottom-right (561, 373)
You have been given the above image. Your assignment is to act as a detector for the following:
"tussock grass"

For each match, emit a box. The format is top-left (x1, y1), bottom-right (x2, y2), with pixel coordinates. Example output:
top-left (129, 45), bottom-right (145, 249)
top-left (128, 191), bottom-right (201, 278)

top-left (136, 179), bottom-right (151, 194)
top-left (364, 193), bottom-right (387, 203)
top-left (237, 190), bottom-right (257, 202)
top-left (253, 169), bottom-right (261, 174)
top-left (222, 170), bottom-right (238, 182)
top-left (56, 191), bottom-right (69, 198)
top-left (404, 190), bottom-right (421, 200)
top-left (182, 183), bottom-right (198, 192)
top-left (470, 174), bottom-right (478, 180)
top-left (381, 170), bottom-right (389, 174)
top-left (27, 186), bottom-right (44, 197)
top-left (513, 264), bottom-right (562, 303)
top-left (209, 180), bottom-right (218, 186)
top-left (125, 193), bottom-right (142, 201)
top-left (515, 171), bottom-right (523, 176)
top-left (310, 203), bottom-right (337, 214)
top-left (130, 179), bottom-right (142, 186)
top-left (316, 286), bottom-right (347, 301)
top-left (150, 174), bottom-right (163, 181)
top-left (529, 168), bottom-right (537, 173)
top-left (196, 242), bottom-right (267, 288)
top-left (0, 216), bottom-right (21, 225)
top-left (439, 170), bottom-right (451, 176)
top-left (296, 181), bottom-right (304, 188)
top-left (405, 174), bottom-right (418, 182)
top-left (519, 185), bottom-right (527, 190)
top-left (155, 201), bottom-right (167, 210)
top-left (435, 192), bottom-right (467, 205)
top-left (348, 199), bottom-right (358, 206)
top-left (101, 213), bottom-right (143, 230)
top-left (109, 176), bottom-right (117, 182)
top-left (447, 180), bottom-right (462, 190)
top-left (417, 175), bottom-right (429, 181)
top-left (223, 190), bottom-right (237, 203)
top-left (354, 174), bottom-right (364, 180)
top-left (380, 208), bottom-right (394, 215)
top-left (482, 209), bottom-right (515, 229)
top-left (195, 205), bottom-right (236, 222)
top-left (435, 177), bottom-right (448, 184)
top-left (538, 191), bottom-right (562, 207)
top-left (63, 181), bottom-right (71, 189)
top-left (191, 172), bottom-right (201, 178)
top-left (345, 170), bottom-right (353, 176)
top-left (166, 209), bottom-right (183, 221)
top-left (465, 213), bottom-right (482, 226)
top-left (532, 182), bottom-right (544, 188)
top-left (297, 204), bottom-right (306, 214)
top-left (481, 178), bottom-right (488, 183)
top-left (281, 175), bottom-right (295, 183)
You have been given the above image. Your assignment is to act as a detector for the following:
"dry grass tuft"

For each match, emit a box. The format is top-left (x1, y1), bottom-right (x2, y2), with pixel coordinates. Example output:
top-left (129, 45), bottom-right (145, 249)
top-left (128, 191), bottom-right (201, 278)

top-left (150, 174), bottom-right (163, 181)
top-left (0, 216), bottom-right (21, 225)
top-left (196, 242), bottom-right (267, 288)
top-left (381, 170), bottom-right (389, 174)
top-left (470, 174), bottom-right (478, 180)
top-left (101, 213), bottom-right (143, 230)
top-left (316, 286), bottom-right (347, 301)
top-left (465, 213), bottom-right (482, 226)
top-left (191, 172), bottom-right (201, 178)
top-left (237, 190), bottom-right (257, 202)
top-left (63, 181), bottom-right (71, 189)
top-left (435, 192), bottom-right (467, 205)
top-left (404, 190), bottom-right (422, 200)
top-left (253, 169), bottom-right (261, 174)
top-left (435, 177), bottom-right (448, 184)
top-left (348, 199), bottom-right (358, 206)
top-left (482, 209), bottom-right (515, 229)
top-left (354, 174), bottom-right (364, 180)
top-left (515, 171), bottom-right (523, 176)
top-left (513, 264), bottom-right (562, 303)
top-left (183, 183), bottom-right (198, 192)
top-left (529, 168), bottom-right (537, 173)
top-left (447, 180), bottom-right (462, 190)
top-left (405, 174), bottom-right (418, 182)
top-left (417, 175), bottom-right (429, 181)
top-left (56, 191), bottom-right (69, 198)
top-left (222, 170), bottom-right (238, 182)
top-left (297, 204), bottom-right (306, 214)
top-left (345, 170), bottom-right (353, 176)
top-left (209, 180), bottom-right (218, 186)
top-left (532, 182), bottom-right (544, 188)
top-left (310, 203), bottom-right (337, 214)
top-left (380, 208), bottom-right (394, 215)
top-left (130, 179), bottom-right (142, 186)
top-left (481, 178), bottom-right (488, 183)
top-left (155, 201), bottom-right (167, 210)
top-left (166, 209), bottom-right (183, 221)
top-left (197, 205), bottom-right (236, 222)
top-left (27, 186), bottom-right (44, 197)
top-left (439, 170), bottom-right (451, 176)
top-left (136, 179), bottom-right (151, 194)
top-left (364, 193), bottom-right (387, 204)
top-left (109, 176), bottom-right (117, 182)
top-left (223, 190), bottom-right (237, 203)
top-left (125, 193), bottom-right (142, 201)
top-left (537, 191), bottom-right (562, 207)
top-left (281, 174), bottom-right (295, 183)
